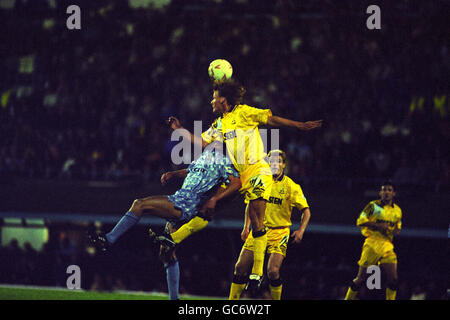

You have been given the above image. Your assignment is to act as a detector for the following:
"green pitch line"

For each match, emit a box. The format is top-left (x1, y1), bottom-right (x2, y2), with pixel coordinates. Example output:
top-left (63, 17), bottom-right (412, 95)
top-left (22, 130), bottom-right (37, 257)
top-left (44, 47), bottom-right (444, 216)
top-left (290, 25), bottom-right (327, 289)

top-left (0, 286), bottom-right (225, 300)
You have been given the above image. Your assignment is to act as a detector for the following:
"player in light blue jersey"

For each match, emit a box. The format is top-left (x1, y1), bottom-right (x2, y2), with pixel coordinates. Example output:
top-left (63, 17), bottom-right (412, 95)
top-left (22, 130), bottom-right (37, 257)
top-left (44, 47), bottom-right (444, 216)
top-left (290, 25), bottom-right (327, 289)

top-left (87, 143), bottom-right (240, 300)
top-left (164, 146), bottom-right (240, 225)
top-left (88, 144), bottom-right (241, 251)
top-left (149, 145), bottom-right (240, 299)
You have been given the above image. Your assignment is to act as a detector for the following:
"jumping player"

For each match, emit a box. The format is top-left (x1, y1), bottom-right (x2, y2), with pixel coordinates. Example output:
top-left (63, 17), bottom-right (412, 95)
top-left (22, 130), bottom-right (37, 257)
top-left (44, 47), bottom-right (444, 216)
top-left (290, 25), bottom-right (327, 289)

top-left (229, 149), bottom-right (311, 300)
top-left (151, 167), bottom-right (238, 300)
top-left (88, 143), bottom-right (241, 255)
top-left (344, 181), bottom-right (402, 300)
top-left (168, 78), bottom-right (322, 291)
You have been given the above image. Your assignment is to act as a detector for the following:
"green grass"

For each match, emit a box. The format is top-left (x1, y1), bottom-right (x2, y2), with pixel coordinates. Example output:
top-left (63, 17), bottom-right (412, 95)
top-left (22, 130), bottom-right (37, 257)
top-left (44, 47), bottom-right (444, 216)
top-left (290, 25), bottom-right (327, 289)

top-left (0, 285), bottom-right (224, 300)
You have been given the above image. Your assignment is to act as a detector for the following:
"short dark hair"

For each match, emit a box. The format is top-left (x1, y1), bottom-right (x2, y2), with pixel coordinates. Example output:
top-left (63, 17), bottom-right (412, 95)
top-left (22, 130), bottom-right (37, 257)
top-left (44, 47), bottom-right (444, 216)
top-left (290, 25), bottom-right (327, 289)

top-left (213, 78), bottom-right (246, 106)
top-left (382, 180), bottom-right (395, 190)
top-left (268, 149), bottom-right (287, 164)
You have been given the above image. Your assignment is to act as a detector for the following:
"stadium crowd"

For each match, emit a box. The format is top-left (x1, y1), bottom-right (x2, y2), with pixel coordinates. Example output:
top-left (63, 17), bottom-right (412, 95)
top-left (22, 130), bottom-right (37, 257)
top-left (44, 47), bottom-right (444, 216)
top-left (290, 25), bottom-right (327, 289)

top-left (0, 0), bottom-right (448, 301)
top-left (1, 0), bottom-right (448, 191)
top-left (0, 226), bottom-right (447, 300)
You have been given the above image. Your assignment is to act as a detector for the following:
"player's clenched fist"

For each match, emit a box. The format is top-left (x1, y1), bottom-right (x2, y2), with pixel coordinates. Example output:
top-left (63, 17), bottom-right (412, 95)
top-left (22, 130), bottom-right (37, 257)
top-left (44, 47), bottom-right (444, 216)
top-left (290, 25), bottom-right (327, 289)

top-left (160, 172), bottom-right (174, 185)
top-left (166, 116), bottom-right (182, 130)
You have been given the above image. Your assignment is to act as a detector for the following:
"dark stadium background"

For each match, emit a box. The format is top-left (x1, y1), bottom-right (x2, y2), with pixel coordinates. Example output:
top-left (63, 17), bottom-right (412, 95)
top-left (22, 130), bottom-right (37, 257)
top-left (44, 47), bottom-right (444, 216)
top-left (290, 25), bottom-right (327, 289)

top-left (0, 0), bottom-right (448, 300)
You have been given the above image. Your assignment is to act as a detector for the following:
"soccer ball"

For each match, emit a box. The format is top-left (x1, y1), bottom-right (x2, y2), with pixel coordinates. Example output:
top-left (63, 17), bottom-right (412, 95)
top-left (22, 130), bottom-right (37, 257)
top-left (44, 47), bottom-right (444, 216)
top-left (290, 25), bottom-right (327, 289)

top-left (208, 59), bottom-right (233, 80)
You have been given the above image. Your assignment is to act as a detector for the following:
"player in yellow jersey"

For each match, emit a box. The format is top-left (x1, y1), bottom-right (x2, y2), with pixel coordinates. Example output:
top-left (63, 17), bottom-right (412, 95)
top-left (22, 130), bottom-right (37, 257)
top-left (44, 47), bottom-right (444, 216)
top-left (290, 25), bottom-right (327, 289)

top-left (168, 78), bottom-right (322, 292)
top-left (229, 149), bottom-right (311, 300)
top-left (345, 181), bottom-right (402, 300)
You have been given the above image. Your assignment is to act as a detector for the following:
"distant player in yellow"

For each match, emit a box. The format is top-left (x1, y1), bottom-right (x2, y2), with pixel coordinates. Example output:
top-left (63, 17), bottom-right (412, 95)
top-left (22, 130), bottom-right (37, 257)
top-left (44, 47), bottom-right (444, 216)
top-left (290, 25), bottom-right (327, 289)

top-left (168, 78), bottom-right (322, 292)
top-left (345, 181), bottom-right (402, 300)
top-left (229, 149), bottom-right (311, 300)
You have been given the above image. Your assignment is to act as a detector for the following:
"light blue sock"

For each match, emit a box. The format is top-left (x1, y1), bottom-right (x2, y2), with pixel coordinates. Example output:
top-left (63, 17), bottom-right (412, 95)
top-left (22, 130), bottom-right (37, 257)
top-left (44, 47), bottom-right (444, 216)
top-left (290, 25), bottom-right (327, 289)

top-left (106, 211), bottom-right (140, 244)
top-left (165, 260), bottom-right (180, 300)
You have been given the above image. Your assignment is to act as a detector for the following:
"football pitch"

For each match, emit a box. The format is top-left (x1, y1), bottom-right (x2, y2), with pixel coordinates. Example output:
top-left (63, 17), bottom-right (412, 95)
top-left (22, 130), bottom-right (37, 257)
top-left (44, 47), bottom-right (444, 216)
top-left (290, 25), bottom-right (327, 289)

top-left (0, 285), bottom-right (224, 300)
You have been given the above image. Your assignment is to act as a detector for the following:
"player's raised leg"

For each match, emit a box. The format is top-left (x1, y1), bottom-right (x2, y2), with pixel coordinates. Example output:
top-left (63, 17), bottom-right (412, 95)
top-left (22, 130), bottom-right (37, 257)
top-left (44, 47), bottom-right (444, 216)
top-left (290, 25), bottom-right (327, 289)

top-left (128, 195), bottom-right (182, 219)
top-left (89, 195), bottom-right (182, 249)
top-left (169, 216), bottom-right (210, 244)
top-left (107, 195), bottom-right (181, 243)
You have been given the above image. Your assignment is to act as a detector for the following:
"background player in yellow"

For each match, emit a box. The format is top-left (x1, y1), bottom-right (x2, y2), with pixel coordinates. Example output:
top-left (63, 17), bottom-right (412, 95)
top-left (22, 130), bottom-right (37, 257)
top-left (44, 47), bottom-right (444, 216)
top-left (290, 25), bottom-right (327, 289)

top-left (229, 149), bottom-right (311, 300)
top-left (345, 181), bottom-right (402, 300)
top-left (167, 78), bottom-right (322, 292)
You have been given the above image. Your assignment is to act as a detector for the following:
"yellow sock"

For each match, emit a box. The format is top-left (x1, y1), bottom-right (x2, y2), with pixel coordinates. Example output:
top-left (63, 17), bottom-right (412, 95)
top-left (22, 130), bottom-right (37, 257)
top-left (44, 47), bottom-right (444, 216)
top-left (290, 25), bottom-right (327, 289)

top-left (250, 232), bottom-right (267, 276)
top-left (386, 288), bottom-right (397, 300)
top-left (345, 287), bottom-right (358, 300)
top-left (269, 284), bottom-right (283, 300)
top-left (229, 282), bottom-right (246, 300)
top-left (170, 216), bottom-right (209, 244)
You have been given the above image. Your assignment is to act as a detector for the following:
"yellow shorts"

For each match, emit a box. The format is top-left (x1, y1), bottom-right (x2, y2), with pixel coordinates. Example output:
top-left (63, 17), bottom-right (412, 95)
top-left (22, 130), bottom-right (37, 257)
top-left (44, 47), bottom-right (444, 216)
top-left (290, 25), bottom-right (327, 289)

top-left (357, 237), bottom-right (397, 267)
top-left (239, 161), bottom-right (274, 204)
top-left (243, 227), bottom-right (290, 257)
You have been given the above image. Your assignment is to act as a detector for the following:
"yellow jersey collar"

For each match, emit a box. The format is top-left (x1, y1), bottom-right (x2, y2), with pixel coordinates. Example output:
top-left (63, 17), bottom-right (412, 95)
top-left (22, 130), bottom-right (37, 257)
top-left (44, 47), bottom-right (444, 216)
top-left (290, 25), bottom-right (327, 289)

top-left (222, 104), bottom-right (238, 118)
top-left (379, 199), bottom-right (395, 208)
top-left (273, 172), bottom-right (285, 182)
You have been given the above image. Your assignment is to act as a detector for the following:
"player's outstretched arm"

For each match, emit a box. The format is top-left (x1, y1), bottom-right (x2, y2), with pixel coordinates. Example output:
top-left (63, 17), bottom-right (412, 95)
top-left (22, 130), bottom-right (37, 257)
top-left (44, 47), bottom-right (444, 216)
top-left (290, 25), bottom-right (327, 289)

top-left (267, 115), bottom-right (323, 131)
top-left (167, 116), bottom-right (209, 148)
top-left (161, 169), bottom-right (188, 185)
top-left (200, 176), bottom-right (242, 216)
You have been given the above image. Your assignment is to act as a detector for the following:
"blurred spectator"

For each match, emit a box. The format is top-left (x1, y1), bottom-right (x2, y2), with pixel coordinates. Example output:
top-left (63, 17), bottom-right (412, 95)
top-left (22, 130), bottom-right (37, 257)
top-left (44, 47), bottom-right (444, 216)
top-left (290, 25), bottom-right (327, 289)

top-left (410, 285), bottom-right (426, 300)
top-left (0, 0), bottom-right (447, 300)
top-left (0, 0), bottom-right (447, 190)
